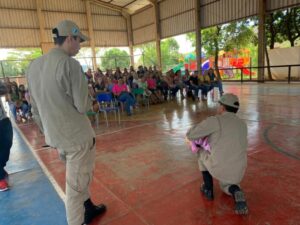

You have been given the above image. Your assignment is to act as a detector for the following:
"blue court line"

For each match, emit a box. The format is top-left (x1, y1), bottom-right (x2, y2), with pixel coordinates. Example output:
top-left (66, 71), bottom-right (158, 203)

top-left (0, 127), bottom-right (67, 225)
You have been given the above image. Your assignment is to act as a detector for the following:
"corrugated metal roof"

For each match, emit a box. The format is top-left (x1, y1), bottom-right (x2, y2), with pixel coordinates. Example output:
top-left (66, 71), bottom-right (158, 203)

top-left (158, 0), bottom-right (195, 39)
top-left (159, 0), bottom-right (194, 20)
top-left (0, 0), bottom-right (300, 48)
top-left (91, 3), bottom-right (121, 15)
top-left (42, 0), bottom-right (86, 13)
top-left (133, 24), bottom-right (155, 45)
top-left (161, 9), bottom-right (195, 39)
top-left (267, 0), bottom-right (300, 12)
top-left (44, 12), bottom-right (88, 29)
top-left (93, 0), bottom-right (152, 14)
top-left (200, 0), bottom-right (258, 28)
top-left (92, 14), bottom-right (127, 31)
top-left (0, 9), bottom-right (39, 29)
top-left (0, 0), bottom-right (36, 10)
top-left (0, 28), bottom-right (40, 48)
top-left (94, 31), bottom-right (128, 46)
top-left (132, 7), bottom-right (154, 29)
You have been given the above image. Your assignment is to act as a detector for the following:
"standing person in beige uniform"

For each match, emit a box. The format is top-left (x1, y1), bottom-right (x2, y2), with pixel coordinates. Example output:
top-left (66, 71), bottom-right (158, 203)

top-left (26, 20), bottom-right (106, 225)
top-left (186, 93), bottom-right (248, 215)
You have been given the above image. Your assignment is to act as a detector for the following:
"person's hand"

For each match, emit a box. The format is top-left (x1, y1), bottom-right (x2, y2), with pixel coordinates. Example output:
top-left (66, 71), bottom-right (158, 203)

top-left (185, 136), bottom-right (191, 146)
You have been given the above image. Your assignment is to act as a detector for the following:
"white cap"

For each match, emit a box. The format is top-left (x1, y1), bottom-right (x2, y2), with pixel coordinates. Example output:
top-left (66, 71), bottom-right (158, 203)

top-left (218, 93), bottom-right (239, 108)
top-left (52, 20), bottom-right (89, 43)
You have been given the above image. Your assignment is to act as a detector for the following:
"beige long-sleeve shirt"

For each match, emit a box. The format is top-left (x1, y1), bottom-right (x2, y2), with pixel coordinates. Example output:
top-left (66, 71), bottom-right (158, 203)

top-left (186, 112), bottom-right (248, 184)
top-left (26, 48), bottom-right (95, 149)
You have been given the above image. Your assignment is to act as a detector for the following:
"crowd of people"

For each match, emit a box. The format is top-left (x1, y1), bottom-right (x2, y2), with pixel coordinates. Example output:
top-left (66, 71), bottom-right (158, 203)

top-left (1, 20), bottom-right (248, 225)
top-left (83, 65), bottom-right (224, 116)
top-left (0, 65), bottom-right (224, 121)
top-left (1, 77), bottom-right (31, 123)
top-left (0, 64), bottom-right (224, 122)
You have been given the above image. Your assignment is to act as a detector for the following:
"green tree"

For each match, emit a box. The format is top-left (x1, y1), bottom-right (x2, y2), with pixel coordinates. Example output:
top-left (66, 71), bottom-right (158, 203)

top-left (137, 42), bottom-right (157, 66)
top-left (281, 7), bottom-right (300, 47)
top-left (137, 38), bottom-right (181, 72)
top-left (101, 48), bottom-right (130, 69)
top-left (2, 48), bottom-right (42, 77)
top-left (264, 7), bottom-right (300, 48)
top-left (263, 8), bottom-right (300, 80)
top-left (186, 20), bottom-right (255, 76)
top-left (265, 12), bottom-right (285, 49)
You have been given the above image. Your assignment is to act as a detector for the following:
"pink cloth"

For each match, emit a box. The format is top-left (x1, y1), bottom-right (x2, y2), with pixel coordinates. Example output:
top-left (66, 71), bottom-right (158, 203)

top-left (112, 84), bottom-right (128, 96)
top-left (190, 137), bottom-right (210, 153)
top-left (147, 78), bottom-right (156, 89)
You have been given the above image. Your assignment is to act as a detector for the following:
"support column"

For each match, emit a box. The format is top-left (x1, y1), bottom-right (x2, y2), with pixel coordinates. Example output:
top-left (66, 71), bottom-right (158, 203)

top-left (129, 46), bottom-right (134, 67)
top-left (153, 1), bottom-right (162, 70)
top-left (258, 0), bottom-right (266, 82)
top-left (195, 0), bottom-right (202, 72)
top-left (36, 0), bottom-right (52, 54)
top-left (85, 0), bottom-right (97, 71)
top-left (124, 13), bottom-right (135, 67)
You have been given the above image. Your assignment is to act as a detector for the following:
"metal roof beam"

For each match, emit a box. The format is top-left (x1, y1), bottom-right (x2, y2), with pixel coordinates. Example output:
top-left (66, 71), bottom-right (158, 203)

top-left (85, 0), bottom-right (125, 13)
top-left (123, 0), bottom-right (137, 8)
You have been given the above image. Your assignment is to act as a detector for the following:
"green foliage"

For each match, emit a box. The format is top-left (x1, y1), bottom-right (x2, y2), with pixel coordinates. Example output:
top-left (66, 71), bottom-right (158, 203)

top-left (222, 21), bottom-right (256, 51)
top-left (1, 48), bottom-right (42, 77)
top-left (186, 32), bottom-right (196, 48)
top-left (137, 42), bottom-right (157, 66)
top-left (280, 7), bottom-right (300, 47)
top-left (265, 7), bottom-right (300, 48)
top-left (186, 19), bottom-right (255, 58)
top-left (100, 48), bottom-right (130, 69)
top-left (136, 38), bottom-right (181, 72)
top-left (265, 12), bottom-right (284, 49)
top-left (201, 26), bottom-right (222, 57)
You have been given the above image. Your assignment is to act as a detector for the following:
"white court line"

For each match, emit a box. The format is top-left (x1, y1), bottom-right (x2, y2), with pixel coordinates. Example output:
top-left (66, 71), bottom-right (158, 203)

top-left (95, 121), bottom-right (155, 137)
top-left (35, 146), bottom-right (51, 152)
top-left (12, 121), bottom-right (66, 202)
top-left (248, 149), bottom-right (262, 156)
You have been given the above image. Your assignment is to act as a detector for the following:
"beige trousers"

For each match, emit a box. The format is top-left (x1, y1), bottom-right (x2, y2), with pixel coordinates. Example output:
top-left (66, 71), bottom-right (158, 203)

top-left (58, 138), bottom-right (95, 225)
top-left (197, 151), bottom-right (240, 195)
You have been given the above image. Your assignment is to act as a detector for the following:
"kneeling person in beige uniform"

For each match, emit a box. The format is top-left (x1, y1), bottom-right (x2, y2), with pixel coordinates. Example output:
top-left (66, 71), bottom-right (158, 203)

top-left (186, 93), bottom-right (248, 215)
top-left (26, 20), bottom-right (106, 225)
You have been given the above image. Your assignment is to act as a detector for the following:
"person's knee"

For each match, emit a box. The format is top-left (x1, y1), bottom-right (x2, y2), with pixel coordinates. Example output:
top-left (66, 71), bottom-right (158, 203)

top-left (220, 183), bottom-right (240, 196)
top-left (228, 184), bottom-right (241, 195)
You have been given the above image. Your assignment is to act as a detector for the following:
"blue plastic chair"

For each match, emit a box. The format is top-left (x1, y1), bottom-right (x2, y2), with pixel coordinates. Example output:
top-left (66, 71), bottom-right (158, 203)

top-left (96, 93), bottom-right (120, 127)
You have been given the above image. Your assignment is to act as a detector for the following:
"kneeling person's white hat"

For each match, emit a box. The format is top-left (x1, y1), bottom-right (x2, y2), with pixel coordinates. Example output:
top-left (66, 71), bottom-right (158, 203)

top-left (52, 20), bottom-right (89, 42)
top-left (219, 93), bottom-right (239, 108)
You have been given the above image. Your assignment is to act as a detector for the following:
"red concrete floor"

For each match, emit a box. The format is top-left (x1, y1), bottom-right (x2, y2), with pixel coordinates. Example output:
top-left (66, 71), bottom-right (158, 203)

top-left (18, 83), bottom-right (300, 225)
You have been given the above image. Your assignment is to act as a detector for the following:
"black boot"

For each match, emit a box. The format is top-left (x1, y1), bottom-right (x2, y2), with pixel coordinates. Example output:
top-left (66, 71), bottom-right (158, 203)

top-left (83, 199), bottom-right (107, 224)
top-left (200, 171), bottom-right (214, 200)
top-left (200, 183), bottom-right (214, 200)
top-left (229, 185), bottom-right (248, 215)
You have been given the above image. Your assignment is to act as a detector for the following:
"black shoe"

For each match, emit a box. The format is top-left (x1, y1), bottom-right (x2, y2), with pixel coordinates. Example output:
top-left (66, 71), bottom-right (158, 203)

top-left (200, 183), bottom-right (214, 200)
top-left (84, 199), bottom-right (107, 224)
top-left (233, 191), bottom-right (248, 215)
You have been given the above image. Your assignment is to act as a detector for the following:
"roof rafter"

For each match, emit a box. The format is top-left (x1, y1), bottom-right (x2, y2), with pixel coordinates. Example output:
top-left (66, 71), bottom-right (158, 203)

top-left (85, 0), bottom-right (155, 14)
top-left (86, 0), bottom-right (126, 13)
top-left (123, 0), bottom-right (137, 8)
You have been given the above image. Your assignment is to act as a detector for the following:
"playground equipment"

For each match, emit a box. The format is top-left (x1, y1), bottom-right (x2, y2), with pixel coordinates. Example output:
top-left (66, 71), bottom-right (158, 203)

top-left (172, 49), bottom-right (255, 76)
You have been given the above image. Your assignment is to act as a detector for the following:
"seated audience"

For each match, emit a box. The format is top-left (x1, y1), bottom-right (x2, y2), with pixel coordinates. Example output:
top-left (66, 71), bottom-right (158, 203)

top-left (112, 78), bottom-right (136, 116)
